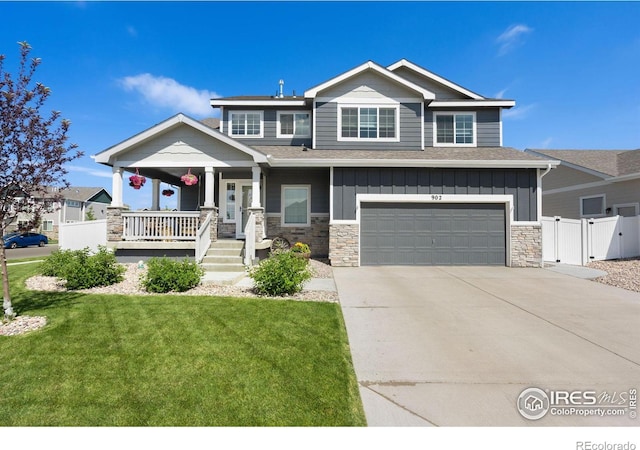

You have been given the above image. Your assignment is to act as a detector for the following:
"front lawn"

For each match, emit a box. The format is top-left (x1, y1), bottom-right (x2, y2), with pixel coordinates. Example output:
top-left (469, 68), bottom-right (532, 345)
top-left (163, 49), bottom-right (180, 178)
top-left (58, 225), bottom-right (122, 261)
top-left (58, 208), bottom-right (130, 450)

top-left (0, 263), bottom-right (365, 426)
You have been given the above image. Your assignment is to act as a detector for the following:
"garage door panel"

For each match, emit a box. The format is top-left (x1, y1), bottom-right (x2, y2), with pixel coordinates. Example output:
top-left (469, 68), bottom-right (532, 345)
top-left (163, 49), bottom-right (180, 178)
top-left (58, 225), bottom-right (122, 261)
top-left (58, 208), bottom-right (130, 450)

top-left (361, 202), bottom-right (505, 266)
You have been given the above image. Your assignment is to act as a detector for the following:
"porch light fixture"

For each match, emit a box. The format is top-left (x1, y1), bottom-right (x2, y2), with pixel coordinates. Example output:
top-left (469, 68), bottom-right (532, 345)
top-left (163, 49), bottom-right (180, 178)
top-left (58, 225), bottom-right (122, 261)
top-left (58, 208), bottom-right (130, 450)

top-left (128, 168), bottom-right (146, 190)
top-left (181, 168), bottom-right (198, 186)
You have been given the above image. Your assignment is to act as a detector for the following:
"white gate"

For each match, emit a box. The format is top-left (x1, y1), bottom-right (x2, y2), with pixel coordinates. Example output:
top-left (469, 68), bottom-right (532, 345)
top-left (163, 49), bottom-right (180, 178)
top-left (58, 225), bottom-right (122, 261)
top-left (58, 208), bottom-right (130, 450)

top-left (543, 215), bottom-right (640, 265)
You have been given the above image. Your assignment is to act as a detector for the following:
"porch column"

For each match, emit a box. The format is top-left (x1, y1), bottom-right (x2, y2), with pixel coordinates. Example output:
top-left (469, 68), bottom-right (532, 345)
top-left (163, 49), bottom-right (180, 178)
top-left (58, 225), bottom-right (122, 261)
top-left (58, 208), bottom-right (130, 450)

top-left (151, 179), bottom-right (161, 211)
top-left (111, 166), bottom-right (123, 207)
top-left (251, 166), bottom-right (261, 207)
top-left (204, 167), bottom-right (215, 208)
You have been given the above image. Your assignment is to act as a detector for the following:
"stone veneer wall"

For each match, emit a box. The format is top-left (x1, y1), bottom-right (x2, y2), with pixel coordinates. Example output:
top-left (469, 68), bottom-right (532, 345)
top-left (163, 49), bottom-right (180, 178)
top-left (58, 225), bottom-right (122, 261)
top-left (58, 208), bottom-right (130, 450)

top-left (106, 206), bottom-right (126, 242)
top-left (218, 222), bottom-right (235, 238)
top-left (510, 224), bottom-right (543, 267)
top-left (329, 223), bottom-right (359, 267)
top-left (266, 215), bottom-right (329, 257)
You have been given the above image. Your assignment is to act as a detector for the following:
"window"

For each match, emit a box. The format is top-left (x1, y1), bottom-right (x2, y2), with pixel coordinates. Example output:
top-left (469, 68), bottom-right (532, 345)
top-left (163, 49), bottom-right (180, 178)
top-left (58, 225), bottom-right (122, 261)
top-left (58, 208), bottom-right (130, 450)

top-left (42, 220), bottom-right (53, 232)
top-left (434, 112), bottom-right (476, 146)
top-left (580, 195), bottom-right (605, 217)
top-left (229, 111), bottom-right (263, 138)
top-left (614, 203), bottom-right (639, 217)
top-left (339, 106), bottom-right (398, 141)
top-left (66, 200), bottom-right (81, 208)
top-left (282, 185), bottom-right (310, 227)
top-left (225, 183), bottom-right (236, 221)
top-left (277, 112), bottom-right (311, 138)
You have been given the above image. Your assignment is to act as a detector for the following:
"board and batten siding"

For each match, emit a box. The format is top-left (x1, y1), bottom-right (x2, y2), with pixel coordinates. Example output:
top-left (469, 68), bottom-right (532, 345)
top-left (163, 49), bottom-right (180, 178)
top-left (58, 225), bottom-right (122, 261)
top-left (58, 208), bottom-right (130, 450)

top-left (315, 102), bottom-right (422, 150)
top-left (265, 168), bottom-right (330, 214)
top-left (424, 109), bottom-right (501, 148)
top-left (332, 167), bottom-right (538, 222)
top-left (222, 107), bottom-right (312, 147)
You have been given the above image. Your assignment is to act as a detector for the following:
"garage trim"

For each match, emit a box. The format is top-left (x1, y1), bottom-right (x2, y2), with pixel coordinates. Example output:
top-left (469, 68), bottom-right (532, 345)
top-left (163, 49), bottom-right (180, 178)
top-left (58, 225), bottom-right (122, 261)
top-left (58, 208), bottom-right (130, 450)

top-left (356, 194), bottom-right (513, 266)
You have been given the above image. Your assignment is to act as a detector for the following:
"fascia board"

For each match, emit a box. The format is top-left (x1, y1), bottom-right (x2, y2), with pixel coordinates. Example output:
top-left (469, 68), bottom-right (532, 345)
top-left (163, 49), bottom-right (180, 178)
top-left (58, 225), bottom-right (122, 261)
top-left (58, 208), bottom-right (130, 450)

top-left (210, 99), bottom-right (306, 107)
top-left (429, 100), bottom-right (516, 108)
top-left (266, 157), bottom-right (560, 169)
top-left (387, 59), bottom-right (484, 100)
top-left (304, 61), bottom-right (435, 100)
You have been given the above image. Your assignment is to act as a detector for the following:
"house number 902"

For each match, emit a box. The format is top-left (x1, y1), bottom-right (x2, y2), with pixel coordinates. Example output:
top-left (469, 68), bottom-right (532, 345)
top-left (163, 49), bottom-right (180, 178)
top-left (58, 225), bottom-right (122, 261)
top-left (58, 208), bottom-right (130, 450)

top-left (431, 195), bottom-right (443, 201)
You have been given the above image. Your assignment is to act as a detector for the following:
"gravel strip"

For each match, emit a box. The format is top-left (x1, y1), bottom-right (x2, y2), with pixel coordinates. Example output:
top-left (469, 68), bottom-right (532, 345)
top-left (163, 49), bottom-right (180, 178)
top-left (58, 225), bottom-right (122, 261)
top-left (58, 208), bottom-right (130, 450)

top-left (0, 316), bottom-right (47, 336)
top-left (24, 259), bottom-right (339, 303)
top-left (588, 257), bottom-right (640, 293)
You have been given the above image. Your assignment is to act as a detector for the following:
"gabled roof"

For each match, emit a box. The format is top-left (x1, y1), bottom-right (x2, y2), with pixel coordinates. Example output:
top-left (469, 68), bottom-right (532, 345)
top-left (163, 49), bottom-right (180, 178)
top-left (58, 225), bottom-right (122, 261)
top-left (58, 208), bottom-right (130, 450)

top-left (35, 187), bottom-right (111, 202)
top-left (93, 113), bottom-right (268, 165)
top-left (304, 60), bottom-right (436, 100)
top-left (210, 96), bottom-right (307, 107)
top-left (387, 58), bottom-right (484, 100)
top-left (526, 149), bottom-right (640, 178)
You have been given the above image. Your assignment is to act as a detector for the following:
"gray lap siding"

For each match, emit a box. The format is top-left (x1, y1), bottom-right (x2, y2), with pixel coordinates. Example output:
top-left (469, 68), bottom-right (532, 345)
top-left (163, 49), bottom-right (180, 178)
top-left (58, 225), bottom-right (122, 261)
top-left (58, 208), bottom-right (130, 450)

top-left (332, 167), bottom-right (538, 222)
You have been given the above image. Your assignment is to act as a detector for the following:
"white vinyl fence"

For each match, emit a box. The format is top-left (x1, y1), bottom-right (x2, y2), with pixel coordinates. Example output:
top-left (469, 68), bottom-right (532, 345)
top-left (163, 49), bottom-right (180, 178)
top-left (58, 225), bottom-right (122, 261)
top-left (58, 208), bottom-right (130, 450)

top-left (542, 215), bottom-right (640, 266)
top-left (59, 220), bottom-right (107, 252)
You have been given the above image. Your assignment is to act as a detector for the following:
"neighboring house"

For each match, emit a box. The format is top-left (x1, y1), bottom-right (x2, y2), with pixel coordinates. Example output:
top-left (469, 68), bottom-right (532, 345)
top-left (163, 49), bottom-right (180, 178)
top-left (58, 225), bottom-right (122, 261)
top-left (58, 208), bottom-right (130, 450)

top-left (95, 59), bottom-right (557, 267)
top-left (15, 187), bottom-right (112, 240)
top-left (525, 149), bottom-right (640, 219)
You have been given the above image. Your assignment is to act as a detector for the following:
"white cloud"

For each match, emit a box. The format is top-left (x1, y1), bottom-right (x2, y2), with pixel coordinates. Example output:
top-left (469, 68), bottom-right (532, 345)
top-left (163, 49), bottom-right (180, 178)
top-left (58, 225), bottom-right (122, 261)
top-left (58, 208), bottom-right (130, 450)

top-left (495, 88), bottom-right (508, 99)
top-left (502, 103), bottom-right (536, 120)
top-left (118, 74), bottom-right (218, 117)
top-left (67, 164), bottom-right (113, 179)
top-left (496, 24), bottom-right (533, 56)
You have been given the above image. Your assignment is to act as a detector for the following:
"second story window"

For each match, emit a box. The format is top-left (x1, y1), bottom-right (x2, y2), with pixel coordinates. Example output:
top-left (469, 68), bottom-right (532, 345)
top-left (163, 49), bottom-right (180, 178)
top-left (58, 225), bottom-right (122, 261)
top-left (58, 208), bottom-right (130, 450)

top-left (339, 106), bottom-right (398, 141)
top-left (277, 112), bottom-right (311, 138)
top-left (434, 112), bottom-right (476, 146)
top-left (230, 111), bottom-right (263, 138)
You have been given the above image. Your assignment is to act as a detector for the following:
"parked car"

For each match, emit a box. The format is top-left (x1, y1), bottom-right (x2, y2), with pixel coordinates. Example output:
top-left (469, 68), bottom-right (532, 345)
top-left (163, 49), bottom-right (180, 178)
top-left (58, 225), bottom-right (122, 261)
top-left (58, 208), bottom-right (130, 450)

top-left (2, 232), bottom-right (48, 249)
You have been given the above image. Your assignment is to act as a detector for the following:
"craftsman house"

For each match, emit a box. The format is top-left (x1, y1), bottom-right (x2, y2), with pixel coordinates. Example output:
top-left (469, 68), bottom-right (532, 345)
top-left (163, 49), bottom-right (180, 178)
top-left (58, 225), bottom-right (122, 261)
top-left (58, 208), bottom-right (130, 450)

top-left (94, 59), bottom-right (557, 267)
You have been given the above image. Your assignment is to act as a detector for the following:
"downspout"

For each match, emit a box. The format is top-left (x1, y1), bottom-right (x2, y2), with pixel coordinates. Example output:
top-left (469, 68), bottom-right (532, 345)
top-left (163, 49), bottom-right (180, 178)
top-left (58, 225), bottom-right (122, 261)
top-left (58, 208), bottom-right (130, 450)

top-left (537, 163), bottom-right (553, 222)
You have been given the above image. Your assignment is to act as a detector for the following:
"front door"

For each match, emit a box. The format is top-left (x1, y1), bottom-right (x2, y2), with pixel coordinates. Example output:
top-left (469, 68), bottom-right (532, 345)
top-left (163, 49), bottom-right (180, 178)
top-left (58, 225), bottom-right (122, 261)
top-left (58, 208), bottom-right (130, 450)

top-left (236, 184), bottom-right (253, 238)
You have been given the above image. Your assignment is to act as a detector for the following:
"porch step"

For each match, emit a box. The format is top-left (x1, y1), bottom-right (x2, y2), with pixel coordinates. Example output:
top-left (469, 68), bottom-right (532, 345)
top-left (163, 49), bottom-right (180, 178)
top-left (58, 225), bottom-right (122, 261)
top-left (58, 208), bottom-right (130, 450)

top-left (199, 239), bottom-right (247, 281)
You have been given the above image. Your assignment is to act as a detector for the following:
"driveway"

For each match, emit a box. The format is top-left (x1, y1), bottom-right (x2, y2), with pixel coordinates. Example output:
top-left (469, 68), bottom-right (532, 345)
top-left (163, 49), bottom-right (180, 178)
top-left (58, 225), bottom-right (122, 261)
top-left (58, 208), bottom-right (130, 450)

top-left (333, 266), bottom-right (640, 426)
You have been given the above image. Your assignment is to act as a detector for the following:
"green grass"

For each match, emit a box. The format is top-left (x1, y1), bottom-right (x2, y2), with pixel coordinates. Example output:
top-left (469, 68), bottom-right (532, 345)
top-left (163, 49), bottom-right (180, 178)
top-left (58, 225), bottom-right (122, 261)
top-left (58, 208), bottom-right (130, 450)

top-left (0, 264), bottom-right (365, 426)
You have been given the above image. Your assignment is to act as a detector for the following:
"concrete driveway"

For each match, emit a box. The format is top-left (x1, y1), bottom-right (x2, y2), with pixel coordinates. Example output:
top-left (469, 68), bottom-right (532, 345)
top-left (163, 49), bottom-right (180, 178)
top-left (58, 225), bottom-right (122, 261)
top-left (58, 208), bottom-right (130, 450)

top-left (333, 266), bottom-right (640, 426)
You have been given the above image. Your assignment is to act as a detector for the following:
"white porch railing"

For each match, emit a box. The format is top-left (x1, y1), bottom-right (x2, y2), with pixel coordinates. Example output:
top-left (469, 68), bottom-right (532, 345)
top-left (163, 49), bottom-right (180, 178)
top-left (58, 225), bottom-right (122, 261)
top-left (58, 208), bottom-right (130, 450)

top-left (244, 213), bottom-right (256, 266)
top-left (195, 212), bottom-right (212, 263)
top-left (122, 211), bottom-right (200, 241)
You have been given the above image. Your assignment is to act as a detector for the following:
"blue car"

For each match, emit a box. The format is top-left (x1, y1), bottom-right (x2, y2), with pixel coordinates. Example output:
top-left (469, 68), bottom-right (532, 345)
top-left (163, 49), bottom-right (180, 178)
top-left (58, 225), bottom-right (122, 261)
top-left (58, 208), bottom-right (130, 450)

top-left (3, 232), bottom-right (49, 249)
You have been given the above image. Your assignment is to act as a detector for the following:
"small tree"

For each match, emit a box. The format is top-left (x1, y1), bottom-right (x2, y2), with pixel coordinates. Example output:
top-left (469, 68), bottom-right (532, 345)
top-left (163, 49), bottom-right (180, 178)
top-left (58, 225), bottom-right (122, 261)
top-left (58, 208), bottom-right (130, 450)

top-left (1, 42), bottom-right (82, 320)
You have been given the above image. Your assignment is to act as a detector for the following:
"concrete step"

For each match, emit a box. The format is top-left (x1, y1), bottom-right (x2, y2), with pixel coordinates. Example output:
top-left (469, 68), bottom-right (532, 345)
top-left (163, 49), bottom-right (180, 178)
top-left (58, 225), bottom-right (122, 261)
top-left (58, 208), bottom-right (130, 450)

top-left (206, 248), bottom-right (243, 257)
top-left (202, 255), bottom-right (243, 264)
top-left (210, 239), bottom-right (245, 249)
top-left (200, 263), bottom-right (246, 273)
top-left (201, 271), bottom-right (247, 286)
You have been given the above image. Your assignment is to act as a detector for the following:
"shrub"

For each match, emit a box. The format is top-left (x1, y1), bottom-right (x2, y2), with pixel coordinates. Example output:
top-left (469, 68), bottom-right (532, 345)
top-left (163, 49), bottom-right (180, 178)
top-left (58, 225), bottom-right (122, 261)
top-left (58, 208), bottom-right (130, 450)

top-left (249, 251), bottom-right (312, 296)
top-left (290, 242), bottom-right (311, 254)
top-left (141, 257), bottom-right (204, 293)
top-left (40, 246), bottom-right (125, 290)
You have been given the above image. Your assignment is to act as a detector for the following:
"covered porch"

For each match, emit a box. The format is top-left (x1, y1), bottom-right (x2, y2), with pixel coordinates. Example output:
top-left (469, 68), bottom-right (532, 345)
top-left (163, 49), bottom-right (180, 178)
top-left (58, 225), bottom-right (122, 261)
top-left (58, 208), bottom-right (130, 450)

top-left (94, 114), bottom-right (271, 264)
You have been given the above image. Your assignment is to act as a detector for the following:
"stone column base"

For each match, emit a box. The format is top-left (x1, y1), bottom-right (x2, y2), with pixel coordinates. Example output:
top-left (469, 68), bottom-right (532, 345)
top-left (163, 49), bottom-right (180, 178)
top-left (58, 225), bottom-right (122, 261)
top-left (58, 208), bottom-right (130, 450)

top-left (199, 207), bottom-right (219, 243)
top-left (329, 223), bottom-right (359, 267)
top-left (510, 224), bottom-right (543, 267)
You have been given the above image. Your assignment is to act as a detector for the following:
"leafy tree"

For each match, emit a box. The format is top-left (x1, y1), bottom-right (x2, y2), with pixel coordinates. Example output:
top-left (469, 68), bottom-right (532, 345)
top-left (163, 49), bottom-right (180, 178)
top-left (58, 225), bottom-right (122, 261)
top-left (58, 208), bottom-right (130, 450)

top-left (1, 42), bottom-right (82, 320)
top-left (85, 206), bottom-right (96, 221)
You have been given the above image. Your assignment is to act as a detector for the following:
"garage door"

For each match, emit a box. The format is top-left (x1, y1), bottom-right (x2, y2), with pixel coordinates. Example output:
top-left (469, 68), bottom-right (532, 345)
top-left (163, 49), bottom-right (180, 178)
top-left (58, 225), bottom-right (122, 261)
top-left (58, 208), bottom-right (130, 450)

top-left (360, 202), bottom-right (506, 265)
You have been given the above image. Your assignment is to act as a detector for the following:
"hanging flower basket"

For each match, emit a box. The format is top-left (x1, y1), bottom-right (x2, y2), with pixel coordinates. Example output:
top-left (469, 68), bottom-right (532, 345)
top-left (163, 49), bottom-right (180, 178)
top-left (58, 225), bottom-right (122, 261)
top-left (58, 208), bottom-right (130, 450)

top-left (162, 189), bottom-right (175, 197)
top-left (181, 168), bottom-right (198, 186)
top-left (129, 168), bottom-right (146, 190)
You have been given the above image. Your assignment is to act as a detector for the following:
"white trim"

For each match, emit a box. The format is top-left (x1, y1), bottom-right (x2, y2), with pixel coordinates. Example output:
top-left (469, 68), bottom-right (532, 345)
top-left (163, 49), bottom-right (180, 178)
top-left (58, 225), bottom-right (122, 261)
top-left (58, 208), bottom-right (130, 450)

top-left (267, 157), bottom-right (558, 169)
top-left (329, 167), bottom-right (334, 223)
top-left (386, 59), bottom-right (484, 100)
top-left (433, 111), bottom-right (477, 147)
top-left (211, 99), bottom-right (306, 107)
top-left (219, 106), bottom-right (224, 134)
top-left (276, 110), bottom-right (311, 138)
top-left (312, 100), bottom-right (317, 149)
top-left (114, 160), bottom-right (259, 169)
top-left (281, 184), bottom-right (311, 227)
top-left (316, 96), bottom-right (423, 104)
top-left (228, 110), bottom-right (264, 139)
top-left (330, 219), bottom-right (359, 225)
top-left (304, 60), bottom-right (435, 100)
top-left (421, 102), bottom-right (425, 150)
top-left (337, 104), bottom-right (400, 143)
top-left (613, 202), bottom-right (639, 216)
top-left (579, 193), bottom-right (606, 218)
top-left (499, 108), bottom-right (503, 147)
top-left (429, 100), bottom-right (515, 108)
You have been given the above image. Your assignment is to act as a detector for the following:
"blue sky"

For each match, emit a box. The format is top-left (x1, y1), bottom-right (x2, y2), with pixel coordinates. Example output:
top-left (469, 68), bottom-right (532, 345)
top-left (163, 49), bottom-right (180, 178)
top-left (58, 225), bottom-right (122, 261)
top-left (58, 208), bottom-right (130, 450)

top-left (1, 1), bottom-right (639, 210)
